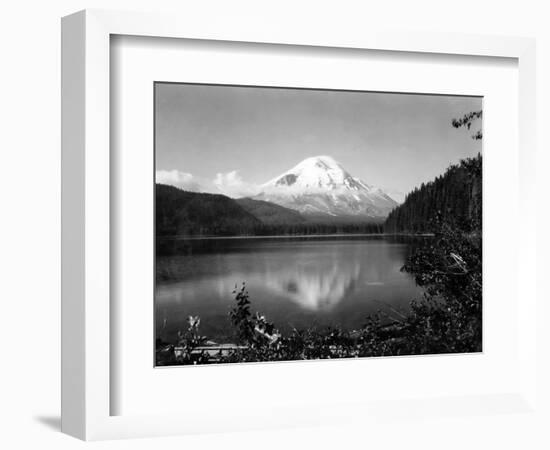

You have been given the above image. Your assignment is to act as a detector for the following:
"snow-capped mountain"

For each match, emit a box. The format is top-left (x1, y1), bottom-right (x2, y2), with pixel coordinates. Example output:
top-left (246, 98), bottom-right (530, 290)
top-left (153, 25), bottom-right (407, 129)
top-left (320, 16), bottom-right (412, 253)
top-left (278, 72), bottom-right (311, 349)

top-left (252, 156), bottom-right (399, 219)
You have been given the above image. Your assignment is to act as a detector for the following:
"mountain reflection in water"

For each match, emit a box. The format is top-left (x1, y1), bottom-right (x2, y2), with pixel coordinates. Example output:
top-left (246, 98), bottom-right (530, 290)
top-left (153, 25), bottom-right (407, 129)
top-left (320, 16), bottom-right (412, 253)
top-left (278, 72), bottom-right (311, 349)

top-left (156, 236), bottom-right (424, 343)
top-left (264, 260), bottom-right (360, 311)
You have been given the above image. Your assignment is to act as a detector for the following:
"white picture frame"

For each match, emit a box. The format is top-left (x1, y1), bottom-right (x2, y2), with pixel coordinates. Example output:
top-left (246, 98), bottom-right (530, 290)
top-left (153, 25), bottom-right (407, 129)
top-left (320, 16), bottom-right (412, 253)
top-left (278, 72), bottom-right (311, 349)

top-left (61, 9), bottom-right (538, 441)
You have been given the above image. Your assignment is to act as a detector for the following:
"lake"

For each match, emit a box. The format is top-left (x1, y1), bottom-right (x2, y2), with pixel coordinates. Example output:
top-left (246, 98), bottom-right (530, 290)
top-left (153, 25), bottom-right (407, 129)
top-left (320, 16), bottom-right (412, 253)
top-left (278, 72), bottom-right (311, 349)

top-left (155, 235), bottom-right (425, 344)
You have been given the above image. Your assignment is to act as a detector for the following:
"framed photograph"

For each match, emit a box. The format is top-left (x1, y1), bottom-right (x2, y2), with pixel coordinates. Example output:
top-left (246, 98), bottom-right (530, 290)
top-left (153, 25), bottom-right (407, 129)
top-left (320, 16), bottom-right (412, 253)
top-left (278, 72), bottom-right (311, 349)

top-left (153, 83), bottom-right (483, 367)
top-left (62, 9), bottom-right (538, 441)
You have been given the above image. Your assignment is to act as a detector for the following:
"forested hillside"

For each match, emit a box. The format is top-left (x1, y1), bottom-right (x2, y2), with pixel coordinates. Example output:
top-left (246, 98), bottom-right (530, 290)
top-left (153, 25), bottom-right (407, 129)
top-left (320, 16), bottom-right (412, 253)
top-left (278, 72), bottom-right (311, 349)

top-left (156, 184), bottom-right (261, 237)
top-left (384, 154), bottom-right (482, 233)
top-left (236, 198), bottom-right (306, 225)
top-left (156, 184), bottom-right (386, 241)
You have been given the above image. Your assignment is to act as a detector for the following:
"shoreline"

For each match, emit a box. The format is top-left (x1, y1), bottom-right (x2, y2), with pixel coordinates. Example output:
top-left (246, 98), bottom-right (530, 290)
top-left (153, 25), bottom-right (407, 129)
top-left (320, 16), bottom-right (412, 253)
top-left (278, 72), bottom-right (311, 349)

top-left (158, 233), bottom-right (435, 241)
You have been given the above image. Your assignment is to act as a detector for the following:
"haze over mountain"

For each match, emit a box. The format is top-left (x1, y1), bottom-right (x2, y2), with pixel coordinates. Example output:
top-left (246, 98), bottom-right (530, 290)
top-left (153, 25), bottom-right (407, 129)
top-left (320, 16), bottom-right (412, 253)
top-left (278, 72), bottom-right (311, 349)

top-left (253, 156), bottom-right (399, 219)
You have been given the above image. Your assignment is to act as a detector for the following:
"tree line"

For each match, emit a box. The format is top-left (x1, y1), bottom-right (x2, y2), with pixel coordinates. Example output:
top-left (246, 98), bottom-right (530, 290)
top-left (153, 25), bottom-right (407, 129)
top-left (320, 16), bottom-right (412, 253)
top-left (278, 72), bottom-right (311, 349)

top-left (157, 153), bottom-right (483, 242)
top-left (384, 154), bottom-right (482, 234)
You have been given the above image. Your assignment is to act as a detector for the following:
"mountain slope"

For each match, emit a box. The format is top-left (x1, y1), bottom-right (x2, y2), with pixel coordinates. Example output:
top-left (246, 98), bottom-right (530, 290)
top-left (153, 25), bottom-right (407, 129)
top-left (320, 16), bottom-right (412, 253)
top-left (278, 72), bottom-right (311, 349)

top-left (156, 184), bottom-right (261, 236)
top-left (253, 156), bottom-right (398, 219)
top-left (235, 198), bottom-right (306, 225)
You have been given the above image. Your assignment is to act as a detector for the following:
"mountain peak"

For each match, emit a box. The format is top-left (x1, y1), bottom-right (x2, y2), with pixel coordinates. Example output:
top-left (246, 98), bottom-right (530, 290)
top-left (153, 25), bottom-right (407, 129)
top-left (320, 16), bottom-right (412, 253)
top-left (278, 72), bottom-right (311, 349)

top-left (298, 155), bottom-right (341, 168)
top-left (256, 156), bottom-right (398, 219)
top-left (263, 155), bottom-right (358, 191)
top-left (291, 155), bottom-right (345, 174)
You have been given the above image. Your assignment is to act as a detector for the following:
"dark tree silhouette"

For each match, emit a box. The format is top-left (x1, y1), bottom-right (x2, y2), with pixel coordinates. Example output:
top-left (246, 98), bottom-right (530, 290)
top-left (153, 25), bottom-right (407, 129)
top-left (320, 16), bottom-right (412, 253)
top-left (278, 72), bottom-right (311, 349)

top-left (384, 154), bottom-right (482, 234)
top-left (385, 110), bottom-right (483, 234)
top-left (452, 110), bottom-right (483, 140)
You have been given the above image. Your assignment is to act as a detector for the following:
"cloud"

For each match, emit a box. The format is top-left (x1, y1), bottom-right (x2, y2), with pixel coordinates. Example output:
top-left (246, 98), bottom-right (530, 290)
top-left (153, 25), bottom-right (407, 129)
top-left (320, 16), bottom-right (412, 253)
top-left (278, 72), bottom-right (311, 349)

top-left (213, 170), bottom-right (259, 198)
top-left (156, 170), bottom-right (202, 192)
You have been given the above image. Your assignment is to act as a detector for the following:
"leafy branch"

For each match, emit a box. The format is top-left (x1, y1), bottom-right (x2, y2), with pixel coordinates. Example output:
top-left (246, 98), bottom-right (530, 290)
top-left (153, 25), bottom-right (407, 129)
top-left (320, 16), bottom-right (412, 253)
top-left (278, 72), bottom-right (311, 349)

top-left (451, 110), bottom-right (483, 140)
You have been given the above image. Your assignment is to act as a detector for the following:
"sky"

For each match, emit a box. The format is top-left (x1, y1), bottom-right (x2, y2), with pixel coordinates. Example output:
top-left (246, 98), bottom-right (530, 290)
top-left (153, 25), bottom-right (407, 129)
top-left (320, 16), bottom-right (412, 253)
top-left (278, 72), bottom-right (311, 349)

top-left (155, 82), bottom-right (482, 198)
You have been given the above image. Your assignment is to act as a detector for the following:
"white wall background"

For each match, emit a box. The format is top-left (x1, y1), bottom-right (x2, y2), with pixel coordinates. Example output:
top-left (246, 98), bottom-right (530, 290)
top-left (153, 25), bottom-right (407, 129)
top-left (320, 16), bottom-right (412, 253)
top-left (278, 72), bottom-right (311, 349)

top-left (0, 1), bottom-right (548, 449)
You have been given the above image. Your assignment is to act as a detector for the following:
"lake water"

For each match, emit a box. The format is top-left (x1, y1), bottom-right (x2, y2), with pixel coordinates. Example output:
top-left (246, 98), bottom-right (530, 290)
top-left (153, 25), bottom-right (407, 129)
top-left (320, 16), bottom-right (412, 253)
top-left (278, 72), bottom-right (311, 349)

top-left (155, 235), bottom-right (425, 344)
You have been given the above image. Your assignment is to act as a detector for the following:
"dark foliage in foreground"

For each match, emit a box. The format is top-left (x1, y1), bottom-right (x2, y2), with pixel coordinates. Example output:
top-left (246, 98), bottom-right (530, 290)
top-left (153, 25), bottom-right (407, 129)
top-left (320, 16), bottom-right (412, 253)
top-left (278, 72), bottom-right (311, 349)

top-left (156, 220), bottom-right (482, 365)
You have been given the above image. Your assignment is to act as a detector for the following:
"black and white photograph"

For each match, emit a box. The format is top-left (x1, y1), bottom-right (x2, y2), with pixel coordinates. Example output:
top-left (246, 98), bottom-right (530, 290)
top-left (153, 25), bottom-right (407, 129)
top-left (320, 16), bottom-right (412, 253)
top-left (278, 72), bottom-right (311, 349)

top-left (154, 83), bottom-right (482, 366)
top-left (3, 1), bottom-right (546, 446)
